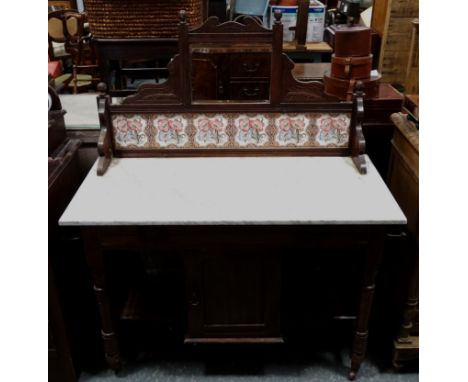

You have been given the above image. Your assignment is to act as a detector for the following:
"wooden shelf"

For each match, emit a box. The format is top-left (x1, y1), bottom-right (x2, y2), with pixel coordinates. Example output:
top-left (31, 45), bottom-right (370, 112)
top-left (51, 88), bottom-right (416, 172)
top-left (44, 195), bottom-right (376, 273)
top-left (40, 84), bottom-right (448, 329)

top-left (121, 283), bottom-right (185, 323)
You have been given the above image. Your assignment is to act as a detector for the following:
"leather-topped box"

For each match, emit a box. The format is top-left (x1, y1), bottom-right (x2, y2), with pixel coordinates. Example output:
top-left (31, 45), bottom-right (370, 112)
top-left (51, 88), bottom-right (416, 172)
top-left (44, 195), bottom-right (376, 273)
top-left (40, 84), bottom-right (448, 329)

top-left (325, 24), bottom-right (371, 57)
top-left (323, 71), bottom-right (381, 100)
top-left (331, 54), bottom-right (373, 79)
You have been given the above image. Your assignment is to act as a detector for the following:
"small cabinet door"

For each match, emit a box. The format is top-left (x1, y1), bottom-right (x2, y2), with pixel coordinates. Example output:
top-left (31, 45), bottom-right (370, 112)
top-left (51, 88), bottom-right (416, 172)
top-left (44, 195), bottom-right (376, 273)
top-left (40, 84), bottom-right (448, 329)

top-left (184, 248), bottom-right (282, 343)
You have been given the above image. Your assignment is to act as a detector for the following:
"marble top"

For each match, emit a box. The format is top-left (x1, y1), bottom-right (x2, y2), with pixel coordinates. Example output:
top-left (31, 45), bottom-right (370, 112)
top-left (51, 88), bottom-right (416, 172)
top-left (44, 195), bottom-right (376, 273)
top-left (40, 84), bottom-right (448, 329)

top-left (59, 156), bottom-right (406, 226)
top-left (59, 93), bottom-right (100, 129)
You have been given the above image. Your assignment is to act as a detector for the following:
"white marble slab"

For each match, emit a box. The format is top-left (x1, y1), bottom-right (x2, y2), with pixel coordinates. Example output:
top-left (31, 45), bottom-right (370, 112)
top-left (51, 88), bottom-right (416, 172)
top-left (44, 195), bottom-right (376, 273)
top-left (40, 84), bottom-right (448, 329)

top-left (59, 156), bottom-right (406, 226)
top-left (59, 93), bottom-right (100, 129)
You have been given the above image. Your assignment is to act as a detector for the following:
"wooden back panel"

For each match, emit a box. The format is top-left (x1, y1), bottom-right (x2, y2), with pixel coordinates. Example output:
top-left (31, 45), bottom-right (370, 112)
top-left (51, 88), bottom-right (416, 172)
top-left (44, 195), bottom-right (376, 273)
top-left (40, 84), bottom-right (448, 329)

top-left (96, 12), bottom-right (366, 175)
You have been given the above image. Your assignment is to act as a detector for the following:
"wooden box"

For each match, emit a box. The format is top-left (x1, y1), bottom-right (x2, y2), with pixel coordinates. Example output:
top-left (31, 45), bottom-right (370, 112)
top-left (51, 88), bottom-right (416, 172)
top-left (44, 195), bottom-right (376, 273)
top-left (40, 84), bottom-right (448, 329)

top-left (325, 24), bottom-right (371, 57)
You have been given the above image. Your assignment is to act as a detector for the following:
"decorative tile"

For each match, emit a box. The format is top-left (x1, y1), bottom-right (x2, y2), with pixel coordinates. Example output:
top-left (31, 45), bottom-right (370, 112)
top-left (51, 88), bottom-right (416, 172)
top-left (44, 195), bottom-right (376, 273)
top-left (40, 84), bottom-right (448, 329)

top-left (113, 115), bottom-right (148, 148)
top-left (274, 114), bottom-right (309, 146)
top-left (315, 114), bottom-right (350, 147)
top-left (234, 114), bottom-right (269, 147)
top-left (193, 115), bottom-right (229, 147)
top-left (111, 112), bottom-right (351, 150)
top-left (153, 115), bottom-right (188, 147)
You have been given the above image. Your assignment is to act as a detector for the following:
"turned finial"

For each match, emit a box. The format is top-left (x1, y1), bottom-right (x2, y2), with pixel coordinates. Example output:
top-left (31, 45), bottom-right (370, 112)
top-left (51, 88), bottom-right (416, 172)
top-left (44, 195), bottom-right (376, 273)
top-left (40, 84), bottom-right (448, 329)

top-left (97, 82), bottom-right (107, 94)
top-left (179, 10), bottom-right (187, 23)
top-left (274, 9), bottom-right (282, 24)
top-left (355, 80), bottom-right (365, 97)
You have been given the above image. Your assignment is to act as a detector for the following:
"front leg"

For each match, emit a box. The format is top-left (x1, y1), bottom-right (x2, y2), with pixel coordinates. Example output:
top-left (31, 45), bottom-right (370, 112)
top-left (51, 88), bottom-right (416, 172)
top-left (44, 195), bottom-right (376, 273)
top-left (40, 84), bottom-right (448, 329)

top-left (82, 228), bottom-right (121, 371)
top-left (349, 228), bottom-right (385, 380)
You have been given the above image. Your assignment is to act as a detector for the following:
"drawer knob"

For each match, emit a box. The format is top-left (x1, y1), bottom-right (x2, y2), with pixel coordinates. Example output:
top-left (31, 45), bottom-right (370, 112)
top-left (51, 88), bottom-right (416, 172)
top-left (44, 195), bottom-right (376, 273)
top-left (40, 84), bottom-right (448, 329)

top-left (242, 87), bottom-right (260, 97)
top-left (242, 62), bottom-right (260, 73)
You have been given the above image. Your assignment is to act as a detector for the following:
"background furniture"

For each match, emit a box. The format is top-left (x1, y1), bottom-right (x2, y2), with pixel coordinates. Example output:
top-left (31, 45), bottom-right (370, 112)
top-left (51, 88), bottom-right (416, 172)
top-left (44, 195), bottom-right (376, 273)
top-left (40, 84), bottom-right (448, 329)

top-left (48, 9), bottom-right (99, 93)
top-left (85, 0), bottom-right (207, 95)
top-left (387, 112), bottom-right (419, 368)
top-left (93, 38), bottom-right (178, 96)
top-left (49, 86), bottom-right (82, 382)
top-left (404, 19), bottom-right (419, 94)
top-left (371, 0), bottom-right (418, 89)
top-left (49, 0), bottom-right (77, 11)
top-left (49, 86), bottom-right (104, 380)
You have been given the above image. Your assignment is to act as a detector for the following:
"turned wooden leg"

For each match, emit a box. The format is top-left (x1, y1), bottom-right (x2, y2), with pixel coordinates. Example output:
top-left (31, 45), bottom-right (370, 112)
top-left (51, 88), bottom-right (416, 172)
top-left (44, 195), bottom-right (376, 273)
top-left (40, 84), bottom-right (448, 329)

top-left (83, 228), bottom-right (121, 371)
top-left (396, 256), bottom-right (419, 344)
top-left (349, 228), bottom-right (385, 380)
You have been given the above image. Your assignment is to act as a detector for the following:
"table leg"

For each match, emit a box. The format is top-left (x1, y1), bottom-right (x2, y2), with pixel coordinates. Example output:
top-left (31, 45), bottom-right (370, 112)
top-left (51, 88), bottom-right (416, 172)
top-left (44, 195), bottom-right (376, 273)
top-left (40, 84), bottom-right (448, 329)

top-left (82, 229), bottom-right (121, 371)
top-left (349, 228), bottom-right (385, 380)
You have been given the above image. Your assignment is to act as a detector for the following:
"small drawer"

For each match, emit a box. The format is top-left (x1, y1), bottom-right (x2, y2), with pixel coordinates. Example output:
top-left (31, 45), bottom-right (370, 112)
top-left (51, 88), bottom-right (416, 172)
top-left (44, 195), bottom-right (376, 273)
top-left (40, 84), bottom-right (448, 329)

top-left (230, 54), bottom-right (270, 78)
top-left (229, 81), bottom-right (270, 100)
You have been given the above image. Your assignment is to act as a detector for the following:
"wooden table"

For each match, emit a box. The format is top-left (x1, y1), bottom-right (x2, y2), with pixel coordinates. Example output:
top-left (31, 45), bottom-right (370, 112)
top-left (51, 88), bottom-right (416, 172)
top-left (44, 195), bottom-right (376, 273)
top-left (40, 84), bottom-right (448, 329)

top-left (60, 155), bottom-right (405, 379)
top-left (93, 38), bottom-right (179, 96)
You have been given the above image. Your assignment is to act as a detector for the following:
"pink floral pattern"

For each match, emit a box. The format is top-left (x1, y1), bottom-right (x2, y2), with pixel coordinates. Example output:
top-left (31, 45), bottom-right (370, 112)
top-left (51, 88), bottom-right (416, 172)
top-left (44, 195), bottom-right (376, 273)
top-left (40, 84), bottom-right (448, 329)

top-left (153, 115), bottom-right (188, 147)
top-left (275, 115), bottom-right (309, 146)
top-left (113, 115), bottom-right (148, 147)
top-left (234, 115), bottom-right (269, 146)
top-left (111, 113), bottom-right (351, 150)
top-left (315, 114), bottom-right (350, 146)
top-left (194, 115), bottom-right (229, 147)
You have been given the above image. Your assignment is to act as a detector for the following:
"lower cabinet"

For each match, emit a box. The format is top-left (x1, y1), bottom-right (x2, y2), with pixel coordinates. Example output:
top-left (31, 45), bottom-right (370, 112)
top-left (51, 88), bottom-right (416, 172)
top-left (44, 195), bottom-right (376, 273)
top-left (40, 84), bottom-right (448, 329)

top-left (183, 249), bottom-right (282, 342)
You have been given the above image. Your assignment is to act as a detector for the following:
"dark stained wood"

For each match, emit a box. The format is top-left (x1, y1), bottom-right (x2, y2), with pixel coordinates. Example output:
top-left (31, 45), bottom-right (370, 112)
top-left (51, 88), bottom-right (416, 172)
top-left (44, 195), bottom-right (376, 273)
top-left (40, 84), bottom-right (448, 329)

top-left (388, 112), bottom-right (419, 369)
top-left (349, 227), bottom-right (386, 380)
top-left (49, 100), bottom-right (85, 381)
top-left (76, 13), bottom-right (401, 380)
top-left (49, 86), bottom-right (67, 155)
top-left (81, 223), bottom-right (399, 378)
top-left (96, 93), bottom-right (113, 176)
top-left (82, 228), bottom-right (122, 371)
top-left (183, 247), bottom-right (281, 341)
top-left (294, 0), bottom-right (310, 47)
top-left (96, 14), bottom-right (367, 175)
top-left (349, 83), bottom-right (367, 174)
top-left (93, 38), bottom-right (178, 96)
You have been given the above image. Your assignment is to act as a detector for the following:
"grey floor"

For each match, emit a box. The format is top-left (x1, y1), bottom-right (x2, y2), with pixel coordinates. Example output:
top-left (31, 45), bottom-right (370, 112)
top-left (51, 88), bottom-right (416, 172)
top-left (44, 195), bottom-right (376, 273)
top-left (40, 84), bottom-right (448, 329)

top-left (79, 348), bottom-right (418, 382)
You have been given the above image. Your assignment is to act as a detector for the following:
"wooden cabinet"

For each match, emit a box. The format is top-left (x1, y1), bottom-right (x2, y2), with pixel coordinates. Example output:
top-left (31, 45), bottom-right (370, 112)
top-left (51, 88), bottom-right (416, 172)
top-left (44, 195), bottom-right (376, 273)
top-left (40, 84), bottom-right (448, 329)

top-left (387, 112), bottom-right (419, 368)
top-left (192, 52), bottom-right (271, 101)
top-left (49, 138), bottom-right (82, 382)
top-left (371, 0), bottom-right (419, 88)
top-left (184, 247), bottom-right (281, 342)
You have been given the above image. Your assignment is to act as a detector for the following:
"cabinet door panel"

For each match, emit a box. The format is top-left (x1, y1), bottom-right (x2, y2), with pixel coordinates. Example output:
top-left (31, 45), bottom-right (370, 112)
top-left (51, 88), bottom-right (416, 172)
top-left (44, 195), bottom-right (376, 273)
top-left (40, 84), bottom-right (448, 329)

top-left (184, 249), bottom-right (281, 340)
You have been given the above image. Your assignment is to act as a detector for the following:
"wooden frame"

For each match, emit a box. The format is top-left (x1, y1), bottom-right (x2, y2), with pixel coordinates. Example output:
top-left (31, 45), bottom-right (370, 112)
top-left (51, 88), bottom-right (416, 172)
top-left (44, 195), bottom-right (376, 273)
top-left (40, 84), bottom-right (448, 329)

top-left (96, 11), bottom-right (367, 176)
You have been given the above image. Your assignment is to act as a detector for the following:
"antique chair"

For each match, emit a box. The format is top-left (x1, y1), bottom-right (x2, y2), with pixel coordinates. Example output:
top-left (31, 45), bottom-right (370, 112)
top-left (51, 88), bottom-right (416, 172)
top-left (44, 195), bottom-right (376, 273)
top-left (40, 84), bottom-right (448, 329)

top-left (48, 9), bottom-right (99, 93)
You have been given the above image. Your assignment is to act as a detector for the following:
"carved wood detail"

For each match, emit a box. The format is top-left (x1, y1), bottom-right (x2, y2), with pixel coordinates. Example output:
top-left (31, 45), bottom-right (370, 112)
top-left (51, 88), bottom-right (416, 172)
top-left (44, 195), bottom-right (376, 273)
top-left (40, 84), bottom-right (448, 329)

top-left (96, 14), bottom-right (367, 177)
top-left (350, 83), bottom-right (367, 175)
top-left (280, 55), bottom-right (339, 103)
top-left (120, 56), bottom-right (183, 106)
top-left (97, 95), bottom-right (113, 175)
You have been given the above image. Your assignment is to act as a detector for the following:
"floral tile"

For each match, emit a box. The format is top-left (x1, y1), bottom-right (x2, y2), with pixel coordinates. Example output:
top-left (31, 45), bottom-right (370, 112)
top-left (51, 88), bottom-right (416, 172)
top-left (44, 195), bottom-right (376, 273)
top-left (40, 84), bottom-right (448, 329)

top-left (153, 115), bottom-right (189, 148)
top-left (111, 113), bottom-right (351, 150)
top-left (113, 115), bottom-right (148, 148)
top-left (274, 114), bottom-right (309, 146)
top-left (234, 114), bottom-right (269, 147)
top-left (193, 115), bottom-right (229, 147)
top-left (315, 114), bottom-right (350, 147)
